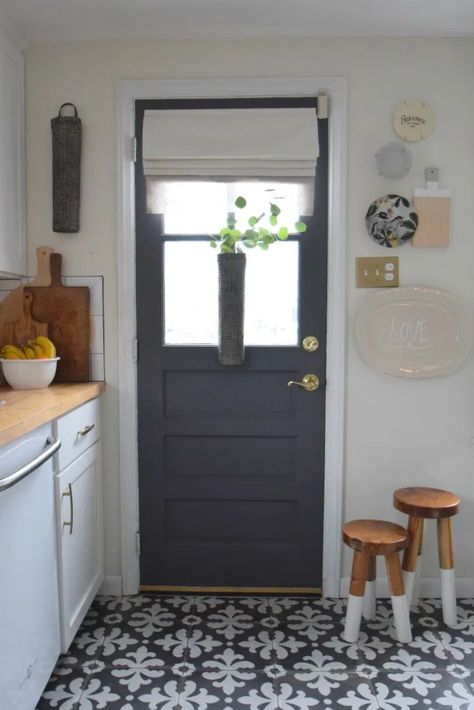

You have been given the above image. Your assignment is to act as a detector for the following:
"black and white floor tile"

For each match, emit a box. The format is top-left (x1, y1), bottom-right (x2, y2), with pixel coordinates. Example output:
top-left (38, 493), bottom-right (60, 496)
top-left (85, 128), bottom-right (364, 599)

top-left (37, 596), bottom-right (474, 709)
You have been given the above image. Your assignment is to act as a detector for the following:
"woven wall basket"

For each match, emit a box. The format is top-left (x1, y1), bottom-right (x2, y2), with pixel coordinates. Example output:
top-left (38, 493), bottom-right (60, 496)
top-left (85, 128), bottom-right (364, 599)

top-left (218, 252), bottom-right (246, 366)
top-left (51, 103), bottom-right (81, 233)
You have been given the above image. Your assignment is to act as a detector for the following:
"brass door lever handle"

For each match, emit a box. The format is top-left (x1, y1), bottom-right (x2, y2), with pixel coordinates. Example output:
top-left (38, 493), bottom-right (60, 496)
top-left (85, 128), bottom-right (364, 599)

top-left (287, 374), bottom-right (320, 392)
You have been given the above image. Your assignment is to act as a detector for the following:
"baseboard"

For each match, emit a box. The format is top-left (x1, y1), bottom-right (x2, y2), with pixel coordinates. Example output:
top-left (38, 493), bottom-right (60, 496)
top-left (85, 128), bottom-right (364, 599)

top-left (339, 576), bottom-right (474, 599)
top-left (99, 575), bottom-right (122, 596)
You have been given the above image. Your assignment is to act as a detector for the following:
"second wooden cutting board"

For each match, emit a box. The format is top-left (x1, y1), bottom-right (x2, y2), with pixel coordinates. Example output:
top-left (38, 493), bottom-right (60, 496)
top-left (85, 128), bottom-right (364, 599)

top-left (25, 253), bottom-right (91, 382)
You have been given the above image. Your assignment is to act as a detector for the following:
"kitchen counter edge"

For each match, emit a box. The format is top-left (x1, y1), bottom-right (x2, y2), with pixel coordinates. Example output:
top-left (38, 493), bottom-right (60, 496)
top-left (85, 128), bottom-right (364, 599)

top-left (0, 382), bottom-right (105, 448)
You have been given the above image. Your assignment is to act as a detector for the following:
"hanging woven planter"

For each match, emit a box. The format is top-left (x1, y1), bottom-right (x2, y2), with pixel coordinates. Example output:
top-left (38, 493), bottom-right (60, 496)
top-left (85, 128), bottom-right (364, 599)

top-left (51, 103), bottom-right (81, 233)
top-left (218, 253), bottom-right (246, 366)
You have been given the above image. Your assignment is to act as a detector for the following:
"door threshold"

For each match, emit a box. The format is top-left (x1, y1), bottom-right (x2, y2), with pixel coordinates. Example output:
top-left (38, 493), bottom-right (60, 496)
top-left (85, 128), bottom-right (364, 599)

top-left (140, 585), bottom-right (322, 595)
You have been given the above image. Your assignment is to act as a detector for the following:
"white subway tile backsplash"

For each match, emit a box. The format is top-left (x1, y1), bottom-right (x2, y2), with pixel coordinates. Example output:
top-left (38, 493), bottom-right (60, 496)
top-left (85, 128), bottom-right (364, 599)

top-left (90, 353), bottom-right (105, 382)
top-left (91, 315), bottom-right (104, 355)
top-left (63, 275), bottom-right (100, 288)
top-left (0, 278), bottom-right (22, 291)
top-left (90, 279), bottom-right (104, 316)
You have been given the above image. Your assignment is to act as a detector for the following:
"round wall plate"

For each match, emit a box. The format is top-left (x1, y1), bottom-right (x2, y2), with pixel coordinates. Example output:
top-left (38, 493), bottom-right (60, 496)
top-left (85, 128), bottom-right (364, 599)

top-left (355, 287), bottom-right (473, 378)
top-left (366, 194), bottom-right (418, 248)
top-left (375, 141), bottom-right (412, 179)
top-left (393, 99), bottom-right (434, 142)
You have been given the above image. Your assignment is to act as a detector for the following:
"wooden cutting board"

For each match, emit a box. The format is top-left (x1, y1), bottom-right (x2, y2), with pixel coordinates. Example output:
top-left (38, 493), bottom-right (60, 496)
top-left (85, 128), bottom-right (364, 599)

top-left (25, 253), bottom-right (91, 382)
top-left (0, 246), bottom-right (54, 349)
top-left (4, 291), bottom-right (48, 346)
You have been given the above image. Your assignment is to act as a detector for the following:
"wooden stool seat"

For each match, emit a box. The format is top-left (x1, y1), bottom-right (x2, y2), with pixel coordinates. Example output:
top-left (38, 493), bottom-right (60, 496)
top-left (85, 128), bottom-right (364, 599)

top-left (394, 487), bottom-right (460, 519)
top-left (342, 519), bottom-right (412, 644)
top-left (343, 519), bottom-right (409, 554)
top-left (393, 486), bottom-right (460, 626)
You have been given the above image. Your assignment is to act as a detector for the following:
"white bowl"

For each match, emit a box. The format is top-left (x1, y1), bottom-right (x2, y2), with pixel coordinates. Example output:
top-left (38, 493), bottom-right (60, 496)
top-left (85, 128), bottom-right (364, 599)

top-left (1, 357), bottom-right (60, 390)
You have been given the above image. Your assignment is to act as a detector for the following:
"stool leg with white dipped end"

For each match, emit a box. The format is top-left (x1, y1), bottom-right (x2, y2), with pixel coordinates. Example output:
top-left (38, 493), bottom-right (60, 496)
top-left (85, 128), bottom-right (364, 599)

top-left (343, 550), bottom-right (368, 643)
top-left (402, 516), bottom-right (423, 609)
top-left (438, 518), bottom-right (457, 626)
top-left (410, 523), bottom-right (424, 610)
top-left (363, 556), bottom-right (376, 621)
top-left (386, 551), bottom-right (412, 643)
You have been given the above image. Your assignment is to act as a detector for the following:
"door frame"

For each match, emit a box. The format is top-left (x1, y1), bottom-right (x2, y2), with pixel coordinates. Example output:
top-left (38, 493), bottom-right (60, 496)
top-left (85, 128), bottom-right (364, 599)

top-left (116, 77), bottom-right (347, 596)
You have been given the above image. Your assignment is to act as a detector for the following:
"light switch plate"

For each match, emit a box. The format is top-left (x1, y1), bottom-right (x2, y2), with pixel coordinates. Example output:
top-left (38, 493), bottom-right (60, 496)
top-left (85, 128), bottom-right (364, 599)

top-left (356, 256), bottom-right (399, 288)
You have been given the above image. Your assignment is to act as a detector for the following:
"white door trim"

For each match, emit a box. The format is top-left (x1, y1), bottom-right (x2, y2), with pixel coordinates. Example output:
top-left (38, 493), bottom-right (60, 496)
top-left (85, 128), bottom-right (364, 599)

top-left (116, 77), bottom-right (347, 596)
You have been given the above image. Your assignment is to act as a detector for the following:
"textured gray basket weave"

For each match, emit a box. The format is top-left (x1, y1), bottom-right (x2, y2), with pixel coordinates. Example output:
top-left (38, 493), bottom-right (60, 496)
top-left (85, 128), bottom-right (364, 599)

top-left (218, 253), bottom-right (246, 366)
top-left (51, 103), bottom-right (81, 233)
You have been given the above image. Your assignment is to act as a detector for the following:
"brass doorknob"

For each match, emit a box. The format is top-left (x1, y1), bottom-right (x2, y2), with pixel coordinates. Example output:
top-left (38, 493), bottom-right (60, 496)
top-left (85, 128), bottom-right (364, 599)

top-left (287, 374), bottom-right (320, 392)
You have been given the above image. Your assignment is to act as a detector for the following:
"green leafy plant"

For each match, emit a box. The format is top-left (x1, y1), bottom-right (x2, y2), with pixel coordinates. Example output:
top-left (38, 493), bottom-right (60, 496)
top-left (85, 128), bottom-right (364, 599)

top-left (210, 196), bottom-right (307, 253)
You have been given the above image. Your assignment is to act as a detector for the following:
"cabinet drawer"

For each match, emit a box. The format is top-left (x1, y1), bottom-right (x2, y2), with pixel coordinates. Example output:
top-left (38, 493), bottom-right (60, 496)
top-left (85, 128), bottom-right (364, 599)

top-left (55, 398), bottom-right (100, 470)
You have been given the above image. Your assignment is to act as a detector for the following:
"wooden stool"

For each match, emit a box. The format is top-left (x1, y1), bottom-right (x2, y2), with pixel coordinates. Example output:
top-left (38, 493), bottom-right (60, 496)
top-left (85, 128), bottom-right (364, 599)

top-left (342, 519), bottom-right (412, 643)
top-left (394, 486), bottom-right (460, 627)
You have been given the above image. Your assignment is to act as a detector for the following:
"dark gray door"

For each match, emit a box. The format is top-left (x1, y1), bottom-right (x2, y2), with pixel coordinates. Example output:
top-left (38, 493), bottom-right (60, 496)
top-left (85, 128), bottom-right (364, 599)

top-left (136, 97), bottom-right (328, 591)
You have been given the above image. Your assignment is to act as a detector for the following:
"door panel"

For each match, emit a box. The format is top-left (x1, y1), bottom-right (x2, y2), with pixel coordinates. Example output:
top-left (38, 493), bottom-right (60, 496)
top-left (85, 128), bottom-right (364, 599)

top-left (163, 435), bottom-right (296, 479)
top-left (136, 97), bottom-right (328, 590)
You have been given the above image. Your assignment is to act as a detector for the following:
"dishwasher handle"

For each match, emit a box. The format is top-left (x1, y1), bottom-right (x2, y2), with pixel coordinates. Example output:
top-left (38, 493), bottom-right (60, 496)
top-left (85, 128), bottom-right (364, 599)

top-left (0, 436), bottom-right (61, 492)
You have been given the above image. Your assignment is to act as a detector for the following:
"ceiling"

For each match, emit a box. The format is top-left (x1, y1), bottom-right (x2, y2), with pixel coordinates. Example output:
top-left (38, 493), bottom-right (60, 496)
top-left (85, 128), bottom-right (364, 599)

top-left (1, 0), bottom-right (474, 42)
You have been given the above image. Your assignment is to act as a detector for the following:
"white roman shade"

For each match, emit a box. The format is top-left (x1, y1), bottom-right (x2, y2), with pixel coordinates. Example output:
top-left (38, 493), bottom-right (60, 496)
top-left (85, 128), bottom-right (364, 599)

top-left (142, 108), bottom-right (319, 178)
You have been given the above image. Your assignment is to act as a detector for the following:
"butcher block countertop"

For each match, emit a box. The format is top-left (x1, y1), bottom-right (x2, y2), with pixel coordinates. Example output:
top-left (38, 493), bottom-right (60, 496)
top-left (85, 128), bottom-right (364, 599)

top-left (0, 382), bottom-right (105, 448)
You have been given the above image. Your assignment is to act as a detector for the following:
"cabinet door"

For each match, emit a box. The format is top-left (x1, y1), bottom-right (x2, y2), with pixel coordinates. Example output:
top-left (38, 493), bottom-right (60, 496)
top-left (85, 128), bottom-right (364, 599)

top-left (56, 441), bottom-right (104, 651)
top-left (0, 31), bottom-right (25, 276)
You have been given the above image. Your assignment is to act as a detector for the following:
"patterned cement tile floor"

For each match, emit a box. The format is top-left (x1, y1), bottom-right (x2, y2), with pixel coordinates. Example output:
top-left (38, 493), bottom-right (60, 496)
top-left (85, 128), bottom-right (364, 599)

top-left (37, 595), bottom-right (474, 709)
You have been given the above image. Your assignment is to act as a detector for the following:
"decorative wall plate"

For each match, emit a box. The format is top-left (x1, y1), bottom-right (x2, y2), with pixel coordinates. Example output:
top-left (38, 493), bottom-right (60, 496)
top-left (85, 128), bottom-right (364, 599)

top-left (355, 287), bottom-right (473, 378)
top-left (393, 100), bottom-right (435, 142)
top-left (375, 141), bottom-right (412, 179)
top-left (366, 194), bottom-right (418, 248)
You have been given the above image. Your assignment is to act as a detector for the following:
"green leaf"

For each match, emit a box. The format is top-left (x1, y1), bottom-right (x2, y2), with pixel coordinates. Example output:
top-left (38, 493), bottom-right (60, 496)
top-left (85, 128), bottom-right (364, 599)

top-left (210, 240), bottom-right (217, 248)
top-left (278, 227), bottom-right (289, 240)
top-left (295, 221), bottom-right (307, 233)
top-left (242, 239), bottom-right (257, 248)
top-left (220, 227), bottom-right (230, 237)
top-left (258, 241), bottom-right (269, 250)
top-left (229, 229), bottom-right (242, 238)
top-left (258, 227), bottom-right (270, 237)
top-left (244, 229), bottom-right (258, 239)
top-left (270, 202), bottom-right (281, 216)
top-left (235, 196), bottom-right (247, 209)
top-left (269, 215), bottom-right (278, 226)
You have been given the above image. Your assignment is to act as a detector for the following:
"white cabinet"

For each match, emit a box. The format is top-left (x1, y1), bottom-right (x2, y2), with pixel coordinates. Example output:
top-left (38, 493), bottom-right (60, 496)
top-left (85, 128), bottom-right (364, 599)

top-left (0, 28), bottom-right (25, 276)
top-left (55, 401), bottom-right (104, 651)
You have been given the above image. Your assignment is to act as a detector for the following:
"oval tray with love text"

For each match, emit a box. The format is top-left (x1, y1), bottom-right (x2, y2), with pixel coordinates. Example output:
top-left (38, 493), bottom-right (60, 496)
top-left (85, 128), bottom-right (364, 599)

top-left (355, 287), bottom-right (473, 378)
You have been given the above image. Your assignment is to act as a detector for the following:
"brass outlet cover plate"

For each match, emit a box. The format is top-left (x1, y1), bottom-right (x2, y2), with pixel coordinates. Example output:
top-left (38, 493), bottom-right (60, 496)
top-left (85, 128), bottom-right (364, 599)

top-left (356, 256), bottom-right (399, 288)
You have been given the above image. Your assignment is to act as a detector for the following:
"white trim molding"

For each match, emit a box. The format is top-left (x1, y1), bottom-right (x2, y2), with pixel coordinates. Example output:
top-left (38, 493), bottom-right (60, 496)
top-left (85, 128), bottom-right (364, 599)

top-left (116, 77), bottom-right (348, 597)
top-left (100, 575), bottom-right (123, 597)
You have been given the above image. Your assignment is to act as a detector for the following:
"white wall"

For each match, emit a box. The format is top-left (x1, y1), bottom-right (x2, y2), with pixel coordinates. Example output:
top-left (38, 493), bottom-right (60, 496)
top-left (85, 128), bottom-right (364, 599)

top-left (25, 37), bottom-right (474, 585)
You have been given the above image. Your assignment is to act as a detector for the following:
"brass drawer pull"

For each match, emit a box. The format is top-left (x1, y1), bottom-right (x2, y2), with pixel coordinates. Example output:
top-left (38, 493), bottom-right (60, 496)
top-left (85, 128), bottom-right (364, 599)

top-left (62, 483), bottom-right (74, 535)
top-left (77, 423), bottom-right (95, 440)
